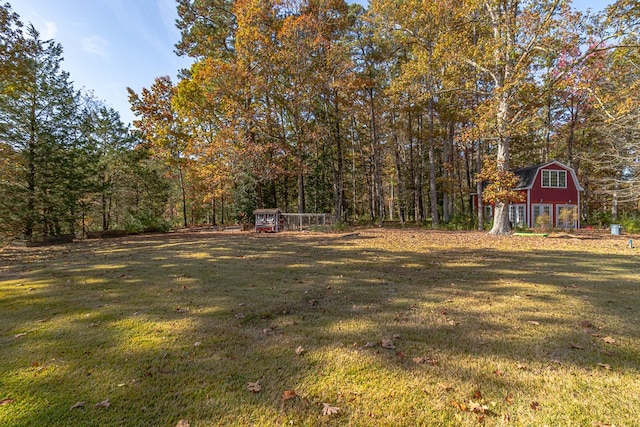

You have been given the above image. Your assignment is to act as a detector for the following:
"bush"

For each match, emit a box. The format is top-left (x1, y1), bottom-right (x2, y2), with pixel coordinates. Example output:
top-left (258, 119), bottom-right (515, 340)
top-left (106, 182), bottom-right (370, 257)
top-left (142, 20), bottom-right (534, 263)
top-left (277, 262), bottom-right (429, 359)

top-left (620, 215), bottom-right (640, 233)
top-left (123, 211), bottom-right (173, 234)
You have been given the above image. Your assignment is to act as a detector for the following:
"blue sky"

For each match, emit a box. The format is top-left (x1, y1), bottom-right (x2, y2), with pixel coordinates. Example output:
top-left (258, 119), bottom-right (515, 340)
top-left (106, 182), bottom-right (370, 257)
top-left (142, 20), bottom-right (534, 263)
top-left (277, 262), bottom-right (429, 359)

top-left (11, 0), bottom-right (609, 126)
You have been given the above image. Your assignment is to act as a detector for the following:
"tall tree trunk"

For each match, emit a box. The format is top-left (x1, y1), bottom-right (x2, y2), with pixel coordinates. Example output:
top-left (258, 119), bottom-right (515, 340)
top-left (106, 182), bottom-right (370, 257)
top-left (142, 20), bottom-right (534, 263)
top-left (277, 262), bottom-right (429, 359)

top-left (488, 92), bottom-right (511, 235)
top-left (177, 164), bottom-right (188, 228)
top-left (297, 173), bottom-right (305, 213)
top-left (428, 98), bottom-right (439, 227)
top-left (368, 88), bottom-right (384, 222)
top-left (476, 140), bottom-right (484, 231)
top-left (392, 112), bottom-right (406, 223)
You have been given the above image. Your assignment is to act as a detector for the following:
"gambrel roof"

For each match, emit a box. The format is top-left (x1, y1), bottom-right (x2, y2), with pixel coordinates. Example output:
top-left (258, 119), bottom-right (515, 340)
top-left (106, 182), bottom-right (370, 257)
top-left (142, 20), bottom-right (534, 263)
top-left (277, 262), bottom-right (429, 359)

top-left (512, 160), bottom-right (584, 191)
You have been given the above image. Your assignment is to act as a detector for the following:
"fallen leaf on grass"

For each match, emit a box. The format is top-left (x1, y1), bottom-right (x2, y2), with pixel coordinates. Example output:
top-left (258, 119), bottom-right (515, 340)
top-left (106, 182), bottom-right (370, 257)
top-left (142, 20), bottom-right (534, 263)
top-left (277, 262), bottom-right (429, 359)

top-left (176, 420), bottom-right (190, 427)
top-left (381, 338), bottom-right (396, 349)
top-left (412, 357), bottom-right (437, 365)
top-left (0, 398), bottom-right (16, 406)
top-left (321, 402), bottom-right (340, 416)
top-left (468, 400), bottom-right (488, 414)
top-left (505, 393), bottom-right (514, 404)
top-left (70, 401), bottom-right (85, 410)
top-left (282, 389), bottom-right (297, 400)
top-left (597, 363), bottom-right (611, 370)
top-left (601, 336), bottom-right (616, 344)
top-left (94, 399), bottom-right (110, 408)
top-left (473, 389), bottom-right (482, 400)
top-left (362, 341), bottom-right (376, 348)
top-left (592, 422), bottom-right (616, 427)
top-left (452, 401), bottom-right (467, 411)
top-left (246, 382), bottom-right (261, 393)
top-left (527, 321), bottom-right (540, 326)
top-left (13, 333), bottom-right (26, 339)
top-left (295, 346), bottom-right (305, 355)
top-left (530, 401), bottom-right (541, 411)
top-left (437, 383), bottom-right (453, 392)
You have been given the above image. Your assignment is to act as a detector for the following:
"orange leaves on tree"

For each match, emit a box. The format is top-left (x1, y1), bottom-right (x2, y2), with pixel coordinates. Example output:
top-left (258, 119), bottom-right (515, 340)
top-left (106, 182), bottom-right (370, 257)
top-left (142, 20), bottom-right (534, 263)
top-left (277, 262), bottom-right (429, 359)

top-left (477, 159), bottom-right (525, 206)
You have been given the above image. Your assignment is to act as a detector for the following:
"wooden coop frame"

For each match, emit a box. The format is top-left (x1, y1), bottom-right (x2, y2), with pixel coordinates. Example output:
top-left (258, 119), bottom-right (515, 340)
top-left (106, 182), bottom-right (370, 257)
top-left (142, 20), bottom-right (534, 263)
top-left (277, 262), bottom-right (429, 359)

top-left (254, 209), bottom-right (283, 233)
top-left (253, 209), bottom-right (333, 233)
top-left (280, 213), bottom-right (332, 231)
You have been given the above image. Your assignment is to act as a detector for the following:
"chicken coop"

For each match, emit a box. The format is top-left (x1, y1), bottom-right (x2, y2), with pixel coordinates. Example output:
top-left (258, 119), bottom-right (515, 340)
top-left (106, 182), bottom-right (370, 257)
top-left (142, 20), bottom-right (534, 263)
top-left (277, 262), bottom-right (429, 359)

top-left (253, 209), bottom-right (283, 233)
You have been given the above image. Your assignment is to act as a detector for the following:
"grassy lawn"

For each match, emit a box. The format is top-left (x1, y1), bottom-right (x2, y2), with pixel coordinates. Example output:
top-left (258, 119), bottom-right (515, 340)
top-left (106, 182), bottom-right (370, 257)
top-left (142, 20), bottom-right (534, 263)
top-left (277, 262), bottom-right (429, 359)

top-left (1, 229), bottom-right (639, 426)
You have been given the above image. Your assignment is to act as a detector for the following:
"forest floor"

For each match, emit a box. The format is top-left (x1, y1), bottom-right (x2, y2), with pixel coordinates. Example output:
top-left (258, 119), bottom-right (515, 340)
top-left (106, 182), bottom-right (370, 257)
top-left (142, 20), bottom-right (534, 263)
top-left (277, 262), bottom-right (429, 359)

top-left (1, 228), bottom-right (639, 426)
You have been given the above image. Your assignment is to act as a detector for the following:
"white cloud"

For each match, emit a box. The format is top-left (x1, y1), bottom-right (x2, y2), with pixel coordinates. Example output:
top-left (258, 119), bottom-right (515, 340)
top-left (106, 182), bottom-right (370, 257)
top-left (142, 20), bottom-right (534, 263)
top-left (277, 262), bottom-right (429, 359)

top-left (82, 35), bottom-right (110, 59)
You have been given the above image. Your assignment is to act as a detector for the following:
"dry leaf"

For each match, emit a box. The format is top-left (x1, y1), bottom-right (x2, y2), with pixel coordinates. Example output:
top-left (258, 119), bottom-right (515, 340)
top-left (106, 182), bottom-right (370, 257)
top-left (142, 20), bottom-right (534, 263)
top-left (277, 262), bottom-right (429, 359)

top-left (494, 369), bottom-right (504, 376)
top-left (70, 401), bottom-right (85, 410)
top-left (473, 389), bottom-right (482, 400)
top-left (363, 341), bottom-right (376, 348)
top-left (597, 363), bottom-right (611, 370)
top-left (469, 400), bottom-right (488, 414)
top-left (381, 338), bottom-right (396, 349)
top-left (452, 401), bottom-right (467, 412)
top-left (516, 363), bottom-right (528, 370)
top-left (437, 383), bottom-right (453, 392)
top-left (592, 422), bottom-right (615, 427)
top-left (246, 382), bottom-right (261, 393)
top-left (321, 402), bottom-right (340, 416)
top-left (295, 346), bottom-right (305, 355)
top-left (14, 333), bottom-right (26, 339)
top-left (530, 401), bottom-right (541, 411)
top-left (176, 420), bottom-right (190, 427)
top-left (94, 399), bottom-right (110, 408)
top-left (282, 389), bottom-right (297, 400)
top-left (0, 398), bottom-right (16, 406)
top-left (527, 321), bottom-right (540, 326)
top-left (601, 336), bottom-right (616, 344)
top-left (505, 393), bottom-right (514, 404)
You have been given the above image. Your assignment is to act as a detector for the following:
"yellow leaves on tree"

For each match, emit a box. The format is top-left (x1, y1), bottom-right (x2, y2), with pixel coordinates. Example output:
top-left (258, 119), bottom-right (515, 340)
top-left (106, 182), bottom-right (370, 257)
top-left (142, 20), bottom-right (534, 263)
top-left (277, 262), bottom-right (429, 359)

top-left (477, 159), bottom-right (525, 206)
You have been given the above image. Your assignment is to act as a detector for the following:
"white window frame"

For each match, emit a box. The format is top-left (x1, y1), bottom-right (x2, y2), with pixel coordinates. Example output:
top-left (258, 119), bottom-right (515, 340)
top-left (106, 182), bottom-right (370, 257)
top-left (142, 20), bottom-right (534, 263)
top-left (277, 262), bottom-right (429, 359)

top-left (508, 204), bottom-right (526, 228)
top-left (556, 204), bottom-right (578, 229)
top-left (532, 204), bottom-right (553, 228)
top-left (541, 170), bottom-right (567, 188)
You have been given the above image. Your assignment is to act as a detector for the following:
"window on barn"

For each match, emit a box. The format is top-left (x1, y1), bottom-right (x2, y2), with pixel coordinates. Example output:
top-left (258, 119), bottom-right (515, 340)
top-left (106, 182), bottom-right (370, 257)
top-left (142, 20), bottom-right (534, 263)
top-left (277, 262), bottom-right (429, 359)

top-left (508, 204), bottom-right (526, 227)
top-left (483, 205), bottom-right (493, 223)
top-left (532, 204), bottom-right (553, 228)
top-left (556, 205), bottom-right (578, 229)
top-left (541, 170), bottom-right (567, 188)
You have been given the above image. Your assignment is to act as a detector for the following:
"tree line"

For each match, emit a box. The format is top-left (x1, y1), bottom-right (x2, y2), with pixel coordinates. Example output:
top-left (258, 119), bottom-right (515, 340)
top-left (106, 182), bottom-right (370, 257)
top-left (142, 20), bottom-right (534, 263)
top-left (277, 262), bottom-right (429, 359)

top-left (2, 1), bottom-right (639, 239)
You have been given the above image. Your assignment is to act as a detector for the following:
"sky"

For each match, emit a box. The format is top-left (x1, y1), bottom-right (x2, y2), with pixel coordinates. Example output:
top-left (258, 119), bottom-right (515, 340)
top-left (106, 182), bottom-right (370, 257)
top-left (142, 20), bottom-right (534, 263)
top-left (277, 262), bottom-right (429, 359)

top-left (11, 0), bottom-right (610, 126)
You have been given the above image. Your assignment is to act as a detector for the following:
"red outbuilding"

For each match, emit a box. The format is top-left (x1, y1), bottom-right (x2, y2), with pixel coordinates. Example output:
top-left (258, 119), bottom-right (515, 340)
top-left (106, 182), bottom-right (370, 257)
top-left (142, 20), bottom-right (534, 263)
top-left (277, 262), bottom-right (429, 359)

top-left (475, 160), bottom-right (584, 229)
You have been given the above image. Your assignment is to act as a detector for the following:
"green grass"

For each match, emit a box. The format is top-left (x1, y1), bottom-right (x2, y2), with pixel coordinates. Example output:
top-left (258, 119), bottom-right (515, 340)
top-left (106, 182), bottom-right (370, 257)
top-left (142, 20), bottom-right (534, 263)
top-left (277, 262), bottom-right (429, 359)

top-left (1, 229), bottom-right (639, 426)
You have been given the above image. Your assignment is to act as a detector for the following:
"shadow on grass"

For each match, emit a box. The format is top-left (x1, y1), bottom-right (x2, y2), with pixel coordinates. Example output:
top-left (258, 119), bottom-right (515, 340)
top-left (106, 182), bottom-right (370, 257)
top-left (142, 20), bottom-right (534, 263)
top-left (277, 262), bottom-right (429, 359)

top-left (1, 229), bottom-right (639, 426)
